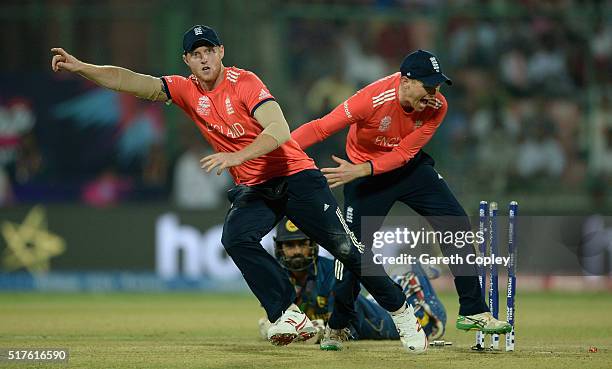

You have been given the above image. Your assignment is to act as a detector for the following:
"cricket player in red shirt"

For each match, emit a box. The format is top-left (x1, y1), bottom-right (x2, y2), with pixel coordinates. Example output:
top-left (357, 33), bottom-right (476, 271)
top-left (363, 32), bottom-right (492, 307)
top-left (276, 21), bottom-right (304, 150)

top-left (292, 50), bottom-right (511, 350)
top-left (51, 25), bottom-right (428, 353)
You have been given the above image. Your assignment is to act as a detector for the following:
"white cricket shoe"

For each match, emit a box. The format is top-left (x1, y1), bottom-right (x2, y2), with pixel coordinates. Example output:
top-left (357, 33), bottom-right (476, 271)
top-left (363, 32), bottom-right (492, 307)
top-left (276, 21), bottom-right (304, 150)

top-left (258, 317), bottom-right (272, 340)
top-left (267, 308), bottom-right (317, 346)
top-left (391, 304), bottom-right (428, 354)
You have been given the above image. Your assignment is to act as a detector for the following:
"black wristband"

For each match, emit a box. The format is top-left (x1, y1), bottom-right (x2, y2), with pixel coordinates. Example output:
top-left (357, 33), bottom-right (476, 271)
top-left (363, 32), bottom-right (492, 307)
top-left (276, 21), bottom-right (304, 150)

top-left (367, 161), bottom-right (374, 176)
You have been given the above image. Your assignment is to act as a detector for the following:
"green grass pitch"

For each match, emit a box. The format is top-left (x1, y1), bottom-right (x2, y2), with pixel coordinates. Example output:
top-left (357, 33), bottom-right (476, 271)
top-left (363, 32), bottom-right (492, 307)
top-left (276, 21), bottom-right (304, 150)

top-left (1, 291), bottom-right (610, 369)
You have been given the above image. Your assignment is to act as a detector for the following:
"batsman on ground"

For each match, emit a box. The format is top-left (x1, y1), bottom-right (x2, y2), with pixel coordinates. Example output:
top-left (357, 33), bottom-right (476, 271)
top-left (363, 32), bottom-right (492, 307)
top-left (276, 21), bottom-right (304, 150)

top-left (258, 219), bottom-right (447, 351)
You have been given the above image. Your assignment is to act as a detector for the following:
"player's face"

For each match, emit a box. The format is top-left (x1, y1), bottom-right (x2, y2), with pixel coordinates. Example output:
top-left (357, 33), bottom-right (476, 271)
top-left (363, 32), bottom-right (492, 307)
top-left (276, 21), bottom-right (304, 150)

top-left (399, 77), bottom-right (440, 112)
top-left (183, 45), bottom-right (225, 85)
top-left (281, 240), bottom-right (312, 259)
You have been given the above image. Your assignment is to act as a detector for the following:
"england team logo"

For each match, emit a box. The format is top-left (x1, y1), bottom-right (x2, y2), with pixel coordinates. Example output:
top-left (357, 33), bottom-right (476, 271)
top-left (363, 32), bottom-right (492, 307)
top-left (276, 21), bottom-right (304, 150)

top-left (197, 96), bottom-right (210, 116)
top-left (378, 116), bottom-right (392, 132)
top-left (430, 57), bottom-right (440, 72)
top-left (225, 97), bottom-right (235, 115)
top-left (414, 120), bottom-right (423, 128)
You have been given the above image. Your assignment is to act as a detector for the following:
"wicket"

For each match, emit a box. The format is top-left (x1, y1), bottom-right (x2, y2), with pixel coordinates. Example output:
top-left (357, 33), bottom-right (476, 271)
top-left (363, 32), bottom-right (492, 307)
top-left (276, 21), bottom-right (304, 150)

top-left (474, 201), bottom-right (518, 352)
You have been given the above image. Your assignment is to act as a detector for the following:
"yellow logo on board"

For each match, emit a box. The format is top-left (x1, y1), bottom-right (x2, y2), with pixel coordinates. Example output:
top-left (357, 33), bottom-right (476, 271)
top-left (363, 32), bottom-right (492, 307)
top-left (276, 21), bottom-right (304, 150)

top-left (1, 206), bottom-right (66, 273)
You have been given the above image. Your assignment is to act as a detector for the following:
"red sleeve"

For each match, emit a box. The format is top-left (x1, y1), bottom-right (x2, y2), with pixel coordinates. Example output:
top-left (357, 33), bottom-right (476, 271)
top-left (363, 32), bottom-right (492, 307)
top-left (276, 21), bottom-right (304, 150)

top-left (161, 75), bottom-right (192, 111)
top-left (292, 90), bottom-right (370, 150)
top-left (235, 71), bottom-right (275, 116)
top-left (371, 95), bottom-right (448, 175)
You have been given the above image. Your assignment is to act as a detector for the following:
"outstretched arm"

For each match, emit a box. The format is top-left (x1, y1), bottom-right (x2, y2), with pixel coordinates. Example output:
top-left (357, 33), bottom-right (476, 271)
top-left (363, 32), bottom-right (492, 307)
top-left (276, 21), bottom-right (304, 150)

top-left (292, 88), bottom-right (370, 150)
top-left (50, 47), bottom-right (168, 102)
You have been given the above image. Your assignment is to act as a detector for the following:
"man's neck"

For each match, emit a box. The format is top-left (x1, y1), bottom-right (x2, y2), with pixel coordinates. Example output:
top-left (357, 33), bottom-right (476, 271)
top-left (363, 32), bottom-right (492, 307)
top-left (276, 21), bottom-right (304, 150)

top-left (292, 270), bottom-right (308, 284)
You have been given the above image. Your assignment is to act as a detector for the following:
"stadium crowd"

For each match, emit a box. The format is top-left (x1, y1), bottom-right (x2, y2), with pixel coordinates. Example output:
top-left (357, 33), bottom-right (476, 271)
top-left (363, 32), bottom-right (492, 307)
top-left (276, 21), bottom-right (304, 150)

top-left (0, 0), bottom-right (609, 208)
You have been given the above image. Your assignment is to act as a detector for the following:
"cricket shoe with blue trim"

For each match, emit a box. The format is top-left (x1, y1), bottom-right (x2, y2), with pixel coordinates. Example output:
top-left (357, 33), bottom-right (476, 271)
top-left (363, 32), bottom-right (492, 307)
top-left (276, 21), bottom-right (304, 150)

top-left (456, 312), bottom-right (512, 334)
top-left (392, 304), bottom-right (428, 354)
top-left (267, 308), bottom-right (317, 346)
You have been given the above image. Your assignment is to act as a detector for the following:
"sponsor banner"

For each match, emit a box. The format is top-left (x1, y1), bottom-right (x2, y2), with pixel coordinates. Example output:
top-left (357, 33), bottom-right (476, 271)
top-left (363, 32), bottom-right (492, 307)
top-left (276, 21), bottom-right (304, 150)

top-left (0, 204), bottom-right (332, 285)
top-left (0, 205), bottom-right (231, 277)
top-left (2, 205), bottom-right (610, 289)
top-left (0, 272), bottom-right (248, 292)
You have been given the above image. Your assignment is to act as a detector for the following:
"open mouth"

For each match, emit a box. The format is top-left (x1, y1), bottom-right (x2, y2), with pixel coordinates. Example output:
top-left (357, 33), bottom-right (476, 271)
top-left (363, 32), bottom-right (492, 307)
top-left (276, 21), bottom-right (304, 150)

top-left (417, 97), bottom-right (428, 109)
top-left (202, 66), bottom-right (211, 72)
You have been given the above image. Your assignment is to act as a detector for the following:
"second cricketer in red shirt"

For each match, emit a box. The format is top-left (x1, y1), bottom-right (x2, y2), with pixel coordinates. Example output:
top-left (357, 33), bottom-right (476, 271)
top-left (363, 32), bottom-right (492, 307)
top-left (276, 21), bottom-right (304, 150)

top-left (292, 50), bottom-right (512, 350)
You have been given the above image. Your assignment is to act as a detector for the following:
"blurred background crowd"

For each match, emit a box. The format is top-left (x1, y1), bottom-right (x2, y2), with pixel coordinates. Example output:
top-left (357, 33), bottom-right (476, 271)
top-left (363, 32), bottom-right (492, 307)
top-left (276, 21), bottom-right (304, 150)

top-left (1, 0), bottom-right (610, 213)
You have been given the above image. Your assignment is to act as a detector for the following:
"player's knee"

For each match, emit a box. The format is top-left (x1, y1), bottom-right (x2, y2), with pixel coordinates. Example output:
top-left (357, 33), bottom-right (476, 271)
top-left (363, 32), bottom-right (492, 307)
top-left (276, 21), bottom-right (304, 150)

top-left (221, 230), bottom-right (241, 253)
top-left (326, 233), bottom-right (356, 261)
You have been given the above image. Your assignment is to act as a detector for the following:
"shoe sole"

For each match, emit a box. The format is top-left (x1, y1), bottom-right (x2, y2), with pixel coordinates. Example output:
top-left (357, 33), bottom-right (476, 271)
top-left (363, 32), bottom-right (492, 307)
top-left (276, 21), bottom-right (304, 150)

top-left (295, 331), bottom-right (317, 342)
top-left (456, 324), bottom-right (513, 334)
top-left (269, 332), bottom-right (297, 346)
top-left (481, 326), bottom-right (513, 334)
top-left (320, 343), bottom-right (343, 351)
top-left (294, 327), bottom-right (318, 342)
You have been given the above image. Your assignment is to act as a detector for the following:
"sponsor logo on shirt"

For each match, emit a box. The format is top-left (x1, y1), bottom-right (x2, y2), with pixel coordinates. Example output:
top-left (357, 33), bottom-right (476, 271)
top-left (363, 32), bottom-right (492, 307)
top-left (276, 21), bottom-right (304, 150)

top-left (378, 116), bottom-right (392, 132)
top-left (204, 121), bottom-right (246, 139)
top-left (225, 97), bottom-right (235, 115)
top-left (374, 135), bottom-right (401, 147)
top-left (343, 101), bottom-right (352, 119)
top-left (196, 96), bottom-right (211, 116)
top-left (414, 120), bottom-right (423, 128)
top-left (258, 88), bottom-right (272, 101)
top-left (317, 296), bottom-right (328, 308)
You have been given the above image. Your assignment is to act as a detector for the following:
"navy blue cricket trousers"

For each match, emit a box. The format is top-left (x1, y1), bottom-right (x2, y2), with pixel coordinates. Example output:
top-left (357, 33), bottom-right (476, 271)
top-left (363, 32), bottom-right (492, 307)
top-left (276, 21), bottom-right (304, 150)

top-left (329, 151), bottom-right (489, 329)
top-left (221, 169), bottom-right (406, 322)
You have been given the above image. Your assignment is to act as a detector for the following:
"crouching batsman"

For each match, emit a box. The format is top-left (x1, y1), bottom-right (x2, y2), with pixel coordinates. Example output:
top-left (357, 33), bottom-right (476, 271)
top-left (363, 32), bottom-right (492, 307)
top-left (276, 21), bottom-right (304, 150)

top-left (258, 219), bottom-right (447, 350)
